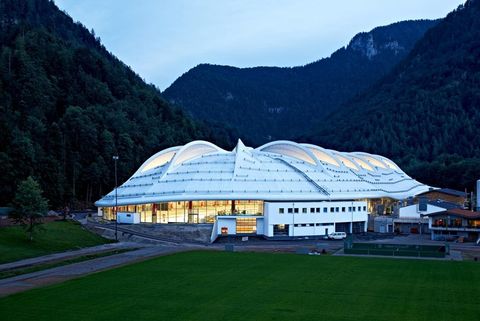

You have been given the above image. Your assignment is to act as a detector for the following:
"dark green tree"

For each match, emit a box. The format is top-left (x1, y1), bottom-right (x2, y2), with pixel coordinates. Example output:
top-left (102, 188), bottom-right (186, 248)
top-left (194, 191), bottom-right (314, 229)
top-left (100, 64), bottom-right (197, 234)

top-left (9, 176), bottom-right (49, 241)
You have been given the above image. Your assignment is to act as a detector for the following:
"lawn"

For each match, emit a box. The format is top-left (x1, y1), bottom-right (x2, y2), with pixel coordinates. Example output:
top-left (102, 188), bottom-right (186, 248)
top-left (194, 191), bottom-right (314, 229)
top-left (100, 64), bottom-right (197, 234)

top-left (0, 251), bottom-right (478, 321)
top-left (0, 220), bottom-right (111, 263)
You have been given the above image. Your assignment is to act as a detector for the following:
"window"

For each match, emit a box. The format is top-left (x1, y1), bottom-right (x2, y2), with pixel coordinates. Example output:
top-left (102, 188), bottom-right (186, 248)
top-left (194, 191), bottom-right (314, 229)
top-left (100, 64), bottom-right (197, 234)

top-left (302, 208), bottom-right (307, 213)
top-left (358, 206), bottom-right (361, 211)
top-left (310, 208), bottom-right (315, 213)
top-left (279, 208), bottom-right (284, 214)
top-left (330, 207), bottom-right (334, 213)
top-left (288, 208), bottom-right (293, 213)
top-left (294, 224), bottom-right (299, 227)
top-left (294, 208), bottom-right (299, 213)
top-left (348, 207), bottom-right (352, 211)
top-left (301, 224), bottom-right (307, 227)
top-left (316, 208), bottom-right (321, 213)
top-left (323, 208), bottom-right (328, 213)
top-left (335, 207), bottom-right (339, 212)
top-left (363, 206), bottom-right (367, 211)
top-left (341, 207), bottom-right (346, 212)
top-left (236, 218), bottom-right (257, 234)
top-left (315, 223), bottom-right (321, 226)
top-left (353, 207), bottom-right (356, 212)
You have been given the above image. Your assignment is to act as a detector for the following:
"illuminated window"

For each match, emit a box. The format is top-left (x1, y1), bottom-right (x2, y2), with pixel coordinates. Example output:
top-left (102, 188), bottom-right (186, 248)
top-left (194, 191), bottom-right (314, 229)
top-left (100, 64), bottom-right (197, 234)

top-left (351, 157), bottom-right (374, 171)
top-left (308, 148), bottom-right (340, 166)
top-left (236, 218), bottom-right (257, 234)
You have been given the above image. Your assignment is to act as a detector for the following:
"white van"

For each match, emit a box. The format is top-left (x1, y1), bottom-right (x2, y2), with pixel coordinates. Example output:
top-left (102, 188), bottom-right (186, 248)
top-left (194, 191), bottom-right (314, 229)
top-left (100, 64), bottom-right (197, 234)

top-left (326, 232), bottom-right (347, 240)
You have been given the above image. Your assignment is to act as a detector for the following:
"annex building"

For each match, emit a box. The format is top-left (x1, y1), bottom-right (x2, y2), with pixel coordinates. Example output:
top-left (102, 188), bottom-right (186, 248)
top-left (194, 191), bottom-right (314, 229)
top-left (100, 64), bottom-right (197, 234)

top-left (95, 140), bottom-right (430, 238)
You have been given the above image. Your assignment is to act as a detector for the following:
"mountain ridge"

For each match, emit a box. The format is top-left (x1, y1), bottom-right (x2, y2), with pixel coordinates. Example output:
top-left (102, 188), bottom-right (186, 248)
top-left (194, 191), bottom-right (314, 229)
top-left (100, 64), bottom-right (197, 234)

top-left (164, 19), bottom-right (438, 144)
top-left (303, 0), bottom-right (480, 190)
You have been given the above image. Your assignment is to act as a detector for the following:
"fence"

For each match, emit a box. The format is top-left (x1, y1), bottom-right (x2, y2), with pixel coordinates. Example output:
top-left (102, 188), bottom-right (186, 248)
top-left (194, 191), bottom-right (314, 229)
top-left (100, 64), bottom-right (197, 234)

top-left (344, 239), bottom-right (447, 258)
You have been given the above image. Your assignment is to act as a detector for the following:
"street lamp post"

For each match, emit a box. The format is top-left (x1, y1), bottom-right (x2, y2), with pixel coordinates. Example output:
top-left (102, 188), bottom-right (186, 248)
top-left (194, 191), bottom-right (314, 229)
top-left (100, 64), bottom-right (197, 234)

top-left (351, 201), bottom-right (354, 235)
top-left (113, 155), bottom-right (119, 241)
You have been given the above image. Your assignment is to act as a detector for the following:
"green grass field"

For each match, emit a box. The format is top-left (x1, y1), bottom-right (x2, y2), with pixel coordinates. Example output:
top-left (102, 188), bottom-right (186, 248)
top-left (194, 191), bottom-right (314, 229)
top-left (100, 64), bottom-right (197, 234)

top-left (0, 221), bottom-right (111, 264)
top-left (0, 251), bottom-right (478, 321)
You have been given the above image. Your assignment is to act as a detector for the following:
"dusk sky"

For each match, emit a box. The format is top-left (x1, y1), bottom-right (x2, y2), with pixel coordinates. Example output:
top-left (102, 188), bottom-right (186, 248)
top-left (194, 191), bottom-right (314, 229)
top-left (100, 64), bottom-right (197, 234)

top-left (55, 0), bottom-right (464, 90)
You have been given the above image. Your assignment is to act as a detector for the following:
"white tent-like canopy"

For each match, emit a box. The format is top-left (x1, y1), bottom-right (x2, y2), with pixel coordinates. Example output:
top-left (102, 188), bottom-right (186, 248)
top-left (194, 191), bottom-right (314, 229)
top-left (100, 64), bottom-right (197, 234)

top-left (95, 139), bottom-right (429, 207)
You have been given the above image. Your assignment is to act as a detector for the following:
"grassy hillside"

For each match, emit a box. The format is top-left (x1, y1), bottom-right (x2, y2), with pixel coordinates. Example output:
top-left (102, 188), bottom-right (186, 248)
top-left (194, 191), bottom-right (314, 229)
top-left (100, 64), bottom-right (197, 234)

top-left (0, 221), bottom-right (110, 263)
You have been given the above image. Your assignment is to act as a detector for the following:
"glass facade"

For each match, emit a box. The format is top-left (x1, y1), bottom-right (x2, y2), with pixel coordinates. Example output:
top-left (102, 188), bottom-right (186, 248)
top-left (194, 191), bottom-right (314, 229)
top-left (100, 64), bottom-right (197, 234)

top-left (102, 200), bottom-right (263, 224)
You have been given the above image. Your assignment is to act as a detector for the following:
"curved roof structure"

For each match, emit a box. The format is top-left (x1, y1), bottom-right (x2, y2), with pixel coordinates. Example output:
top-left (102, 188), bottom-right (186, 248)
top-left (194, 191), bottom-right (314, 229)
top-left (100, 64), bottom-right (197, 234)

top-left (95, 140), bottom-right (429, 207)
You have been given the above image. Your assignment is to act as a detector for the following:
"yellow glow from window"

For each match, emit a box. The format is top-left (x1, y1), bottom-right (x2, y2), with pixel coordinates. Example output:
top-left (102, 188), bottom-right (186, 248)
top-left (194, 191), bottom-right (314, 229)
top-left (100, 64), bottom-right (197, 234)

top-left (382, 159), bottom-right (399, 170)
top-left (362, 155), bottom-right (387, 169)
top-left (335, 155), bottom-right (359, 171)
top-left (309, 148), bottom-right (340, 167)
top-left (141, 151), bottom-right (176, 172)
top-left (352, 157), bottom-right (374, 171)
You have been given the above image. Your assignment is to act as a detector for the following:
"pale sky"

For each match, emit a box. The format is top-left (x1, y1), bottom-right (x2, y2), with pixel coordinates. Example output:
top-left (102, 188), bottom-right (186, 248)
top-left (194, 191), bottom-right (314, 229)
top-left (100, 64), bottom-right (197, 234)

top-left (55, 0), bottom-right (463, 90)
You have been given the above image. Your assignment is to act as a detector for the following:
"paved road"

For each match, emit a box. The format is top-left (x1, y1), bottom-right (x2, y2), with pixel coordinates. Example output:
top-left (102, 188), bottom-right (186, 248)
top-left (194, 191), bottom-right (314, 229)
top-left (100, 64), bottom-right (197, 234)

top-left (0, 244), bottom-right (201, 297)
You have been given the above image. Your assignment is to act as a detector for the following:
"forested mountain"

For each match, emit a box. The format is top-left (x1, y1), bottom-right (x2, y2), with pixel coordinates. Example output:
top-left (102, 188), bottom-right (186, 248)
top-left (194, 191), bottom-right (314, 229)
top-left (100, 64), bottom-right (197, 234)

top-left (163, 20), bottom-right (437, 144)
top-left (304, 0), bottom-right (480, 190)
top-left (0, 0), bottom-right (235, 208)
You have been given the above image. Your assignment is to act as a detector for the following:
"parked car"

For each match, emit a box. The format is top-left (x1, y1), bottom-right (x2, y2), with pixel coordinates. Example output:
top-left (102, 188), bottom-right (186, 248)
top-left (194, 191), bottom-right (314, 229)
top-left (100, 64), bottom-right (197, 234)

top-left (324, 232), bottom-right (347, 240)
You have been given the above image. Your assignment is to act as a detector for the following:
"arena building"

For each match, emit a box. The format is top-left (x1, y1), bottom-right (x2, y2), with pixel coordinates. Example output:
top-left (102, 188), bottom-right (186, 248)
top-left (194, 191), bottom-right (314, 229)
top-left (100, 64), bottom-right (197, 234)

top-left (95, 140), bottom-right (430, 238)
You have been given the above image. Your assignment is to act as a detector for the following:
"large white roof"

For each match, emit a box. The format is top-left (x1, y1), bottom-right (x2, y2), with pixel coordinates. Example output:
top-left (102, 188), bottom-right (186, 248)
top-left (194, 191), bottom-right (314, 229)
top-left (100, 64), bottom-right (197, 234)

top-left (95, 139), bottom-right (430, 206)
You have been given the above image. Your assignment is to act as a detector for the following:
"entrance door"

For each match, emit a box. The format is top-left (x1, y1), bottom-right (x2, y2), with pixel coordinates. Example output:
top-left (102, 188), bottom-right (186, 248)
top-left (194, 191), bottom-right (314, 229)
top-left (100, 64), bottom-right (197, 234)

top-left (188, 213), bottom-right (199, 224)
top-left (273, 224), bottom-right (289, 236)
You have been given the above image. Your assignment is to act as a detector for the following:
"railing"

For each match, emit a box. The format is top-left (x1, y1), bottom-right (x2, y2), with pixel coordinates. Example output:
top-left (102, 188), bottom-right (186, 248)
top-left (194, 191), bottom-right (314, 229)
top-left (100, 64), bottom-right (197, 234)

top-left (430, 226), bottom-right (480, 232)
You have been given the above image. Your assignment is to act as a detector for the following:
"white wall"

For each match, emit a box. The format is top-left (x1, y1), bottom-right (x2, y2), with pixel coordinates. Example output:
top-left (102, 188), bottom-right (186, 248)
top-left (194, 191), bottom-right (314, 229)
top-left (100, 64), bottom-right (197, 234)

top-left (264, 201), bottom-right (368, 237)
top-left (216, 217), bottom-right (236, 235)
top-left (399, 204), bottom-right (445, 219)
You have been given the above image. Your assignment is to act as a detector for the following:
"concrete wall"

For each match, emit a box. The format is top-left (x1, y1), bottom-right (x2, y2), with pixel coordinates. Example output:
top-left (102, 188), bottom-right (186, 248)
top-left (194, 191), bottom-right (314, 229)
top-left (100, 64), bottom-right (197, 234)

top-left (114, 223), bottom-right (213, 243)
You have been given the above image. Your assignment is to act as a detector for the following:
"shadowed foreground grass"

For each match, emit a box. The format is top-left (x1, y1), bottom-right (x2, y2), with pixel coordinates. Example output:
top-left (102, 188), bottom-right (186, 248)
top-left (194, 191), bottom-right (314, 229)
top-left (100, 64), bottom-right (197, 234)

top-left (0, 251), bottom-right (478, 321)
top-left (0, 221), bottom-right (111, 263)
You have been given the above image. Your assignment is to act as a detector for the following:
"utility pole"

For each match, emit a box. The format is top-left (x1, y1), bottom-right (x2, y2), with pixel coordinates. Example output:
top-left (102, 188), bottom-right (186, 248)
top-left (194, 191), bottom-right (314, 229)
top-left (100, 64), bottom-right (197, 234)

top-left (113, 155), bottom-right (119, 241)
top-left (351, 201), bottom-right (354, 234)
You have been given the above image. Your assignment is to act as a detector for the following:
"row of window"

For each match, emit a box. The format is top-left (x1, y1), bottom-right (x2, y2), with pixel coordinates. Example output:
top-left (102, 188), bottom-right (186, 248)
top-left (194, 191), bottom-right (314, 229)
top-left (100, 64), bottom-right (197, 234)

top-left (293, 223), bottom-right (334, 227)
top-left (279, 206), bottom-right (366, 214)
